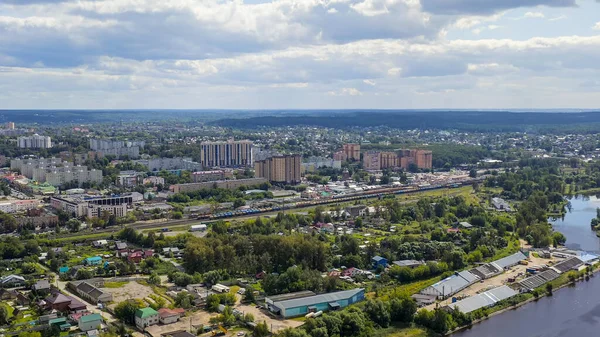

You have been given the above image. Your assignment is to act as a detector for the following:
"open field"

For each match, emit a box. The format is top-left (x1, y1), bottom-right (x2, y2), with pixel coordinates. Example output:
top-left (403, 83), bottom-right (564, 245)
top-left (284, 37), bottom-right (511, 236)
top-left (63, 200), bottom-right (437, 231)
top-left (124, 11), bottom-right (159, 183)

top-left (145, 311), bottom-right (218, 337)
top-left (104, 281), bottom-right (156, 308)
top-left (235, 304), bottom-right (303, 332)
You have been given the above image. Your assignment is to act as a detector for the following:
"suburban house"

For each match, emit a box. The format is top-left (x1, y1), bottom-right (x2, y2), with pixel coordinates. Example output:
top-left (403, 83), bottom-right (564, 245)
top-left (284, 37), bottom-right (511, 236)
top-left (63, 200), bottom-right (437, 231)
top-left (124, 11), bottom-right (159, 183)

top-left (68, 281), bottom-right (113, 304)
top-left (44, 293), bottom-right (87, 312)
top-left (345, 205), bottom-right (367, 217)
top-left (92, 240), bottom-right (108, 248)
top-left (115, 241), bottom-right (128, 250)
top-left (0, 274), bottom-right (26, 288)
top-left (342, 267), bottom-right (363, 278)
top-left (0, 289), bottom-right (18, 300)
top-left (135, 307), bottom-right (159, 329)
top-left (16, 292), bottom-right (31, 306)
top-left (84, 257), bottom-right (103, 266)
top-left (33, 280), bottom-right (51, 294)
top-left (158, 308), bottom-right (185, 324)
top-left (78, 313), bottom-right (103, 332)
top-left (372, 256), bottom-right (388, 269)
top-left (126, 249), bottom-right (154, 263)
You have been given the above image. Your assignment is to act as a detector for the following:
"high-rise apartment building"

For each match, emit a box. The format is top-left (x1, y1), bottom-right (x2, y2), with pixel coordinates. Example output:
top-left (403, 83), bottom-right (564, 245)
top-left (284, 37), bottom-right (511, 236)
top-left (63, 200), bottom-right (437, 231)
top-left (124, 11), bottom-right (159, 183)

top-left (6, 122), bottom-right (15, 130)
top-left (342, 144), bottom-right (361, 161)
top-left (200, 139), bottom-right (253, 167)
top-left (11, 158), bottom-right (103, 186)
top-left (363, 151), bottom-right (381, 171)
top-left (89, 139), bottom-right (144, 159)
top-left (255, 155), bottom-right (301, 184)
top-left (18, 135), bottom-right (52, 149)
top-left (361, 149), bottom-right (433, 171)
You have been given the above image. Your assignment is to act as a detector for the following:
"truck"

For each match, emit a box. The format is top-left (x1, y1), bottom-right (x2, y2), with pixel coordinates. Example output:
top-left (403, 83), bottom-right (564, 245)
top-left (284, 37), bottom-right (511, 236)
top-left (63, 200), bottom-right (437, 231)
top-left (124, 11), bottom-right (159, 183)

top-left (519, 260), bottom-right (529, 266)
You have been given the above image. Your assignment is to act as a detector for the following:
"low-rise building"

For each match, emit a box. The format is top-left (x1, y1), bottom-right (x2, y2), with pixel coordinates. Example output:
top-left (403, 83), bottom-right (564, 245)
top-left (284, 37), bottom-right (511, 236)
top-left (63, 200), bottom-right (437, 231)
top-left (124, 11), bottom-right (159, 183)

top-left (267, 288), bottom-right (365, 318)
top-left (135, 307), bottom-right (159, 330)
top-left (157, 308), bottom-right (184, 324)
top-left (78, 313), bottom-right (103, 332)
top-left (0, 200), bottom-right (40, 213)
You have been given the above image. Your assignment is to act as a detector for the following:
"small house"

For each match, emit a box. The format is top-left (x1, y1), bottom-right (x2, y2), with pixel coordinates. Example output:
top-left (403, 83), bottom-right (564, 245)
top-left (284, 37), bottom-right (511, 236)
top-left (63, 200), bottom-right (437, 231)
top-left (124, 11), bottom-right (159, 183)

top-left (92, 240), bottom-right (108, 248)
top-left (78, 313), bottom-right (103, 332)
top-left (84, 256), bottom-right (102, 266)
top-left (0, 274), bottom-right (26, 287)
top-left (372, 256), bottom-right (388, 269)
top-left (158, 308), bottom-right (184, 324)
top-left (33, 280), bottom-right (51, 294)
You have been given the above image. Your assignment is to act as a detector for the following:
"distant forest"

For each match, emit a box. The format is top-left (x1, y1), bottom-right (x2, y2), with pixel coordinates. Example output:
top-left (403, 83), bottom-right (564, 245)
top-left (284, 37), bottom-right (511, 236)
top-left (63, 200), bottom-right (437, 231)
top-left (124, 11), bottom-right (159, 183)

top-left (211, 110), bottom-right (600, 133)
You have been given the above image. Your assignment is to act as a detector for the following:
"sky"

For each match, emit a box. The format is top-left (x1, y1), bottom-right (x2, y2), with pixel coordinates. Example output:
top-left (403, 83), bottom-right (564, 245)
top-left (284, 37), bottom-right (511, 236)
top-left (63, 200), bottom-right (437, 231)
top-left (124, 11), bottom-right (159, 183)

top-left (1, 0), bottom-right (600, 109)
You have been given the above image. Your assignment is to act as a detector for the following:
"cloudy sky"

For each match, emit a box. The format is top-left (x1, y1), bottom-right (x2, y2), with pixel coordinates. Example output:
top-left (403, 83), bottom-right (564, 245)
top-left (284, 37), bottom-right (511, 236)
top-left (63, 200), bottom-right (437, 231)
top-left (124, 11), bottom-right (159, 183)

top-left (1, 0), bottom-right (599, 109)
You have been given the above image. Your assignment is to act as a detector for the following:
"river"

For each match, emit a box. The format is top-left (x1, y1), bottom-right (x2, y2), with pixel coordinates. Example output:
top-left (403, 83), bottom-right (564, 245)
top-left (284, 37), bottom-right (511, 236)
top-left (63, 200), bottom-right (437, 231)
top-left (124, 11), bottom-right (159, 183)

top-left (454, 195), bottom-right (600, 337)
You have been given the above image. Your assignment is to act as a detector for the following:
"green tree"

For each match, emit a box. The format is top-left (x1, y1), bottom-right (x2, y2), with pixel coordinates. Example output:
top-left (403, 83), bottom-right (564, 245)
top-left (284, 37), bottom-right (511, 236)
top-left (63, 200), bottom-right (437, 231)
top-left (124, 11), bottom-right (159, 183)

top-left (114, 300), bottom-right (144, 325)
top-left (0, 305), bottom-right (9, 325)
top-left (148, 273), bottom-right (161, 285)
top-left (254, 321), bottom-right (270, 337)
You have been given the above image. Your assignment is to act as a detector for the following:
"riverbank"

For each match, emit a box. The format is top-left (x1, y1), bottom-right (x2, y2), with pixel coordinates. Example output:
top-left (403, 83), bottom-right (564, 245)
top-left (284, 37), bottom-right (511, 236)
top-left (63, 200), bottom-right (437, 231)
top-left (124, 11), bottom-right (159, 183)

top-left (449, 263), bottom-right (598, 335)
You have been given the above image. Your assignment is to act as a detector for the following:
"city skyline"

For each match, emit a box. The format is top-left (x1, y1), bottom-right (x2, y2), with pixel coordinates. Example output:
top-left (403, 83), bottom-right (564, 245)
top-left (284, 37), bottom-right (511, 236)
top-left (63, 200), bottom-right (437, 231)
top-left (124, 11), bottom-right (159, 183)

top-left (1, 0), bottom-right (599, 109)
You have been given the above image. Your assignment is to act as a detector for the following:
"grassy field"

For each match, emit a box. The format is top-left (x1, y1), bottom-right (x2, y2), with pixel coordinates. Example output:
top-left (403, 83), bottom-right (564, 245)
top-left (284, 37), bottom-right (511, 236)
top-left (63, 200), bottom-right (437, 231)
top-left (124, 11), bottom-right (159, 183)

top-left (104, 281), bottom-right (128, 288)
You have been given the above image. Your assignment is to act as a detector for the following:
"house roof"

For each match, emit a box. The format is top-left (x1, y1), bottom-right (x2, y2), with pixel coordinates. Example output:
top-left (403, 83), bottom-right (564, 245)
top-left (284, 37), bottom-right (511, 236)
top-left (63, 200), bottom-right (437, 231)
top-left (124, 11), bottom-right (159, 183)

top-left (272, 288), bottom-right (364, 310)
top-left (135, 307), bottom-right (158, 318)
top-left (34, 280), bottom-right (51, 290)
top-left (372, 256), bottom-right (386, 262)
top-left (1, 274), bottom-right (26, 284)
top-left (158, 308), bottom-right (183, 318)
top-left (86, 256), bottom-right (102, 262)
top-left (393, 260), bottom-right (425, 267)
top-left (46, 293), bottom-right (72, 304)
top-left (80, 313), bottom-right (103, 324)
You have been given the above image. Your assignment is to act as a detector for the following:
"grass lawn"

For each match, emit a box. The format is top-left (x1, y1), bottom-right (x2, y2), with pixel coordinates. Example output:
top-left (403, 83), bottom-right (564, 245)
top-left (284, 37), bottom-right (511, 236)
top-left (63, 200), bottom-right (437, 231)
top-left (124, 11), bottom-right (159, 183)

top-left (373, 324), bottom-right (437, 337)
top-left (54, 232), bottom-right (114, 243)
top-left (104, 281), bottom-right (128, 288)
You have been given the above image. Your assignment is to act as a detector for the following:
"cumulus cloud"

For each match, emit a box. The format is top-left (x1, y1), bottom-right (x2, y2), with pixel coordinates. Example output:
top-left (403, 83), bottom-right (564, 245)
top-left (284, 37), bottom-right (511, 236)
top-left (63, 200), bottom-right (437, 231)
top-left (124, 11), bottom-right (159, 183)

top-left (1, 0), bottom-right (600, 108)
top-left (594, 22), bottom-right (600, 30)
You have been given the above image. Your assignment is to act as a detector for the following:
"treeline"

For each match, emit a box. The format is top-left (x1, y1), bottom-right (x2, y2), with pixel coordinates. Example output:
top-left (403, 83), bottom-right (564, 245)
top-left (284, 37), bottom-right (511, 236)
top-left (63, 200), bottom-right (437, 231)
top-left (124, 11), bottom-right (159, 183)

top-left (168, 184), bottom-right (272, 204)
top-left (262, 266), bottom-right (340, 295)
top-left (184, 233), bottom-right (328, 275)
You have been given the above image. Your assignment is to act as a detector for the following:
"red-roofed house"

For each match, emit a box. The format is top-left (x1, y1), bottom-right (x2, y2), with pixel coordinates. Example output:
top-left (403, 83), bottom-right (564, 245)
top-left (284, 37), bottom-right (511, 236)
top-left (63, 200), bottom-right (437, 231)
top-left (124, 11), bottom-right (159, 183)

top-left (157, 308), bottom-right (184, 324)
top-left (128, 251), bottom-right (143, 264)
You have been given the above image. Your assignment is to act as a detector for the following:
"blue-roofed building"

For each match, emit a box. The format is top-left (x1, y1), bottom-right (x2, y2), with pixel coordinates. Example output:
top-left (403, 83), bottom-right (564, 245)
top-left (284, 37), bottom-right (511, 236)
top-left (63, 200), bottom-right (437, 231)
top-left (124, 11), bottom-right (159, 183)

top-left (267, 288), bottom-right (365, 318)
top-left (84, 256), bottom-right (102, 266)
top-left (59, 266), bottom-right (70, 274)
top-left (372, 256), bottom-right (388, 269)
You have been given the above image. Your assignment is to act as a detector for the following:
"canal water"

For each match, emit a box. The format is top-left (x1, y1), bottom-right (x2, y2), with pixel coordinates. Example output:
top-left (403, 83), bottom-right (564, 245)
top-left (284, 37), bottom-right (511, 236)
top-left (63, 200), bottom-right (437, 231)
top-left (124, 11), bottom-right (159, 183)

top-left (454, 195), bottom-right (600, 337)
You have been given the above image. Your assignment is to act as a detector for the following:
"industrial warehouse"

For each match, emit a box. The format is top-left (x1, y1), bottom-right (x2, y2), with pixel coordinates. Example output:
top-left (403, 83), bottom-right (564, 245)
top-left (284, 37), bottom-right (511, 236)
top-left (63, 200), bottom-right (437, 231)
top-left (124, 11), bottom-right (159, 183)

top-left (445, 254), bottom-right (592, 314)
top-left (420, 251), bottom-right (528, 299)
top-left (266, 288), bottom-right (365, 318)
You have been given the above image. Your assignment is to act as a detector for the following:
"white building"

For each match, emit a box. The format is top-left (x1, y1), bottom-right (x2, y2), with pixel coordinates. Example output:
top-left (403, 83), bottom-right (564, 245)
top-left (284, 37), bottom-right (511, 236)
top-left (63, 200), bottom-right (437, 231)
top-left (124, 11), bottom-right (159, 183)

top-left (134, 308), bottom-right (159, 330)
top-left (0, 200), bottom-right (40, 213)
top-left (11, 158), bottom-right (102, 186)
top-left (18, 135), bottom-right (52, 149)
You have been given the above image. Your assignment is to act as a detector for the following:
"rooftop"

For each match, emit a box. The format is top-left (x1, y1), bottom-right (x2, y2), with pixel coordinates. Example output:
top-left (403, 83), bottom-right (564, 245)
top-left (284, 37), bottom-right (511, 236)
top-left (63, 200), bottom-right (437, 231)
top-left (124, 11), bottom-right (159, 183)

top-left (272, 288), bottom-right (364, 310)
top-left (135, 307), bottom-right (158, 318)
top-left (80, 313), bottom-right (103, 324)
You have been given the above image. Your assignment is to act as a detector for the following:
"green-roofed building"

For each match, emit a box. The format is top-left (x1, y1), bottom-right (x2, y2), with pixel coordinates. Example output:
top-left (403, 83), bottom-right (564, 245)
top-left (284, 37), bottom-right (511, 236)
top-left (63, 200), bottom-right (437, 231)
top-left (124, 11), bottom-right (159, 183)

top-left (135, 307), bottom-right (159, 330)
top-left (79, 313), bottom-right (103, 332)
